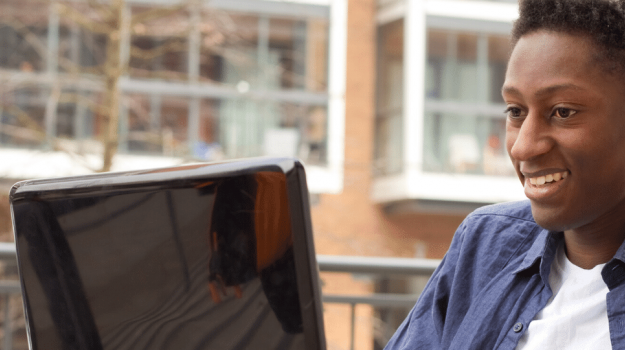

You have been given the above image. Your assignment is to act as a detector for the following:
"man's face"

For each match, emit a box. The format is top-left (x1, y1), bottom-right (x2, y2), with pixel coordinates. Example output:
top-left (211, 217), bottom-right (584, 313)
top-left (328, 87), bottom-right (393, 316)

top-left (503, 30), bottom-right (625, 232)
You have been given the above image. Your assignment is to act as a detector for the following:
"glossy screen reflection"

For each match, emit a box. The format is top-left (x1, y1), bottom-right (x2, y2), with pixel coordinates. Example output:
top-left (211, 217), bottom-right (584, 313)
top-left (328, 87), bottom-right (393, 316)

top-left (12, 170), bottom-right (308, 350)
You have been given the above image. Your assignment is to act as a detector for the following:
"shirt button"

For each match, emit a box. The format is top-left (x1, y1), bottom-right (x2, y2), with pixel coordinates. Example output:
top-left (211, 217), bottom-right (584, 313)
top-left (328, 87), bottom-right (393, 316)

top-left (513, 322), bottom-right (524, 333)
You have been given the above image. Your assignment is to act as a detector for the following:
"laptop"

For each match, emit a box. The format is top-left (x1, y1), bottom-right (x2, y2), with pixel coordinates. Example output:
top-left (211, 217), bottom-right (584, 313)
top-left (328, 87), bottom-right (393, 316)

top-left (10, 157), bottom-right (326, 350)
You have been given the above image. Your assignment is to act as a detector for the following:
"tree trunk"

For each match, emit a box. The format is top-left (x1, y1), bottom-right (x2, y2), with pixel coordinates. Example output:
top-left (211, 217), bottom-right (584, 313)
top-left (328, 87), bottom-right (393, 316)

top-left (100, 0), bottom-right (126, 172)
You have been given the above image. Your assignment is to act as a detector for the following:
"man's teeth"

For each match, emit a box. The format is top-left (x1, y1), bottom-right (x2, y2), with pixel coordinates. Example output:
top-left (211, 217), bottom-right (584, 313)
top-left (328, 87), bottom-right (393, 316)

top-left (528, 171), bottom-right (568, 186)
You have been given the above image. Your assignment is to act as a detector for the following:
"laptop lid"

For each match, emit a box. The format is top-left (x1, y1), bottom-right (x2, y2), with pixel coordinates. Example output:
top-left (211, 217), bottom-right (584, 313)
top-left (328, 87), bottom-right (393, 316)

top-left (10, 157), bottom-right (325, 350)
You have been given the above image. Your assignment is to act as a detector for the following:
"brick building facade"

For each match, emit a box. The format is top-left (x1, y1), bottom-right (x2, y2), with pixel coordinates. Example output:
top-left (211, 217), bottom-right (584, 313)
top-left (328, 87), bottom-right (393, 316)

top-left (0, 0), bottom-right (524, 348)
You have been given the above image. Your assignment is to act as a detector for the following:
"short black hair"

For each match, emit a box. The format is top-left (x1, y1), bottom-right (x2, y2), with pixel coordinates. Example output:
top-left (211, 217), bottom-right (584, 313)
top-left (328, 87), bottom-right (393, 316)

top-left (512, 0), bottom-right (625, 75)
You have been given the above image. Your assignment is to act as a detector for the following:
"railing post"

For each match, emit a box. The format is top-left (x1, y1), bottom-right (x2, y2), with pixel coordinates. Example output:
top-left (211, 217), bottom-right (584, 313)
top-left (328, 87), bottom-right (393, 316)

top-left (4, 294), bottom-right (11, 350)
top-left (350, 303), bottom-right (355, 350)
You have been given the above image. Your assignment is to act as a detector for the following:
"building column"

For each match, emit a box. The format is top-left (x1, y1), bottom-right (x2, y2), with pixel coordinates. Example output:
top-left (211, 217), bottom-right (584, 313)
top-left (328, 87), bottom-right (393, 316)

top-left (404, 0), bottom-right (426, 191)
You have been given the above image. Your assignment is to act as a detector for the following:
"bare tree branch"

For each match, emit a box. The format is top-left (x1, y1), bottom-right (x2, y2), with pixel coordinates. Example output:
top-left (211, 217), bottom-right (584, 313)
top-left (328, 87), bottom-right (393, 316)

top-left (56, 2), bottom-right (113, 34)
top-left (57, 92), bottom-right (109, 116)
top-left (130, 2), bottom-right (190, 28)
top-left (83, 0), bottom-right (116, 22)
top-left (0, 104), bottom-right (47, 138)
top-left (130, 40), bottom-right (187, 60)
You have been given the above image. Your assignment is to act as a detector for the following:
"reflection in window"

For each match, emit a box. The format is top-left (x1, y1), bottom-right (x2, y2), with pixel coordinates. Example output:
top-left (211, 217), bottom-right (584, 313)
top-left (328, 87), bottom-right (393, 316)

top-left (374, 19), bottom-right (404, 176)
top-left (0, 86), bottom-right (46, 148)
top-left (218, 101), bottom-right (327, 162)
top-left (59, 25), bottom-right (107, 72)
top-left (423, 113), bottom-right (514, 176)
top-left (424, 29), bottom-right (513, 176)
top-left (122, 92), bottom-right (327, 164)
top-left (0, 24), bottom-right (46, 72)
top-left (129, 6), bottom-right (190, 80)
top-left (0, 2), bottom-right (330, 167)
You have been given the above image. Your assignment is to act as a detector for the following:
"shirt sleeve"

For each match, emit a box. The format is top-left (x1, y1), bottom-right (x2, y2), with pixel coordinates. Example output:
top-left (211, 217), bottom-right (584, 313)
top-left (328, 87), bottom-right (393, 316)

top-left (383, 220), bottom-right (468, 350)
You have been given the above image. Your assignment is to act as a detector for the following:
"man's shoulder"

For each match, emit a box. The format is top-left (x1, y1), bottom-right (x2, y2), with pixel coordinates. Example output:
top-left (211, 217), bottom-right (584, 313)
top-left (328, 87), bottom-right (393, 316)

top-left (468, 200), bottom-right (535, 223)
top-left (447, 200), bottom-right (542, 285)
top-left (454, 200), bottom-right (542, 248)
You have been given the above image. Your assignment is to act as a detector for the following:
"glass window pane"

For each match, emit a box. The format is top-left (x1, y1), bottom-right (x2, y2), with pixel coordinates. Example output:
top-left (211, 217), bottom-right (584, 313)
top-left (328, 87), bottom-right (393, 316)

top-left (59, 21), bottom-right (107, 73)
top-left (304, 19), bottom-right (329, 92)
top-left (489, 35), bottom-right (509, 104)
top-left (0, 24), bottom-right (46, 72)
top-left (212, 14), bottom-right (260, 86)
top-left (56, 95), bottom-right (76, 138)
top-left (375, 19), bottom-right (404, 176)
top-left (129, 6), bottom-right (189, 80)
top-left (126, 94), bottom-right (155, 153)
top-left (426, 30), bottom-right (446, 100)
top-left (0, 86), bottom-right (46, 148)
top-left (423, 113), bottom-right (514, 176)
top-left (125, 94), bottom-right (191, 156)
top-left (424, 29), bottom-right (512, 176)
top-left (218, 99), bottom-right (327, 165)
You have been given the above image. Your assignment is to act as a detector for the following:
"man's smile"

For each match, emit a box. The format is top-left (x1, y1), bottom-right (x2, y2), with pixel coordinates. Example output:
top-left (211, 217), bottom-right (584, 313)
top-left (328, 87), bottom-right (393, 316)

top-left (524, 170), bottom-right (569, 186)
top-left (520, 168), bottom-right (571, 202)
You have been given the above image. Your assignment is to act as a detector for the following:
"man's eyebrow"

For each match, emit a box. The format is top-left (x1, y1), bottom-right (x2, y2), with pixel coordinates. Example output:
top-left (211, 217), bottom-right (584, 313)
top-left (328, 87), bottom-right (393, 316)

top-left (501, 83), bottom-right (586, 98)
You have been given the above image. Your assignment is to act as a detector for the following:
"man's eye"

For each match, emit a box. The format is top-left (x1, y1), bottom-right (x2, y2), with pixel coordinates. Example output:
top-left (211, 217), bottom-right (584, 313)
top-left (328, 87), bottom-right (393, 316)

top-left (504, 107), bottom-right (522, 118)
top-left (554, 107), bottom-right (576, 119)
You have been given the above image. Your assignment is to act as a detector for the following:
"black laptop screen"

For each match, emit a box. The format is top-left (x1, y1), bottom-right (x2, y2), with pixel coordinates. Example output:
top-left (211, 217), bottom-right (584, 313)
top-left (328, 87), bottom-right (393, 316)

top-left (10, 159), bottom-right (325, 350)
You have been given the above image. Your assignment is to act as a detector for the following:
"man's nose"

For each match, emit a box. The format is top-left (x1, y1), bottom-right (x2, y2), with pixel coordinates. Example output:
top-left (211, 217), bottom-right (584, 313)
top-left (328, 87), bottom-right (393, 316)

top-left (508, 113), bottom-right (553, 161)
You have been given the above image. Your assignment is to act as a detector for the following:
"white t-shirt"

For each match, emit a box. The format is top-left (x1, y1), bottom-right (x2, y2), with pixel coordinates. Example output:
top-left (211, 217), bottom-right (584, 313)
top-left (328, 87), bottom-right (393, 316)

top-left (516, 242), bottom-right (612, 350)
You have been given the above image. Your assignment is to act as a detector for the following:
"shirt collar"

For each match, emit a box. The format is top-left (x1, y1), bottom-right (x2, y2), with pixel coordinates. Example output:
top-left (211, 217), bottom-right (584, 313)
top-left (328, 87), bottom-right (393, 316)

top-left (513, 229), bottom-right (563, 282)
top-left (512, 228), bottom-right (625, 290)
top-left (611, 238), bottom-right (625, 264)
top-left (602, 237), bottom-right (625, 290)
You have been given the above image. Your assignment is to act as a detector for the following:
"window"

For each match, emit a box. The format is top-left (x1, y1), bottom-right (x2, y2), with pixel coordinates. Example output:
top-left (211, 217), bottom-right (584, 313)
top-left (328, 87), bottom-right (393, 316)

top-left (0, 1), bottom-right (332, 168)
top-left (423, 29), bottom-right (514, 176)
top-left (0, 86), bottom-right (46, 148)
top-left (124, 11), bottom-right (330, 166)
top-left (0, 24), bottom-right (45, 72)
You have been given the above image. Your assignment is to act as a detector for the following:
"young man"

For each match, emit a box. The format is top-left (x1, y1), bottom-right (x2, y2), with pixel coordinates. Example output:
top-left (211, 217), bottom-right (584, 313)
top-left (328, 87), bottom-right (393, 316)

top-left (384, 0), bottom-right (625, 349)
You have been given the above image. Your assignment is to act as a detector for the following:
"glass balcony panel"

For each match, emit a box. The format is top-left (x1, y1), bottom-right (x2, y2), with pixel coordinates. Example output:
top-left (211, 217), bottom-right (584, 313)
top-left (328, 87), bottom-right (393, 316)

top-left (219, 101), bottom-right (327, 166)
top-left (374, 112), bottom-right (403, 175)
top-left (121, 93), bottom-right (327, 165)
top-left (423, 112), bottom-right (514, 176)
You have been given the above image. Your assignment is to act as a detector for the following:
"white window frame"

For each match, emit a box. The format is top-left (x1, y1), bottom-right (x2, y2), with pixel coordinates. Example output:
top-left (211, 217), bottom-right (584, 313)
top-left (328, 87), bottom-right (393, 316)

top-left (372, 0), bottom-right (525, 204)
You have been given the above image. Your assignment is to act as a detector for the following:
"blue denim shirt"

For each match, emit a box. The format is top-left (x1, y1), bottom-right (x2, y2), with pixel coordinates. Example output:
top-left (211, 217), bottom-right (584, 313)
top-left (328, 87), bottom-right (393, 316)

top-left (384, 200), bottom-right (625, 350)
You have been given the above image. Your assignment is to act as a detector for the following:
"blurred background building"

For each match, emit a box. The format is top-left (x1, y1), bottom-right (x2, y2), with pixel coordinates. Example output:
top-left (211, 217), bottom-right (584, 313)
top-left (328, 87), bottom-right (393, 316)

top-left (0, 0), bottom-right (523, 349)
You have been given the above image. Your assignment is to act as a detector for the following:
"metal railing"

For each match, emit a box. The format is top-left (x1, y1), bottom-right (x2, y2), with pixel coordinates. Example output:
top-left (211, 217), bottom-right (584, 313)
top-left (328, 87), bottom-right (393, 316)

top-left (317, 255), bottom-right (439, 350)
top-left (0, 244), bottom-right (441, 350)
top-left (0, 243), bottom-right (20, 350)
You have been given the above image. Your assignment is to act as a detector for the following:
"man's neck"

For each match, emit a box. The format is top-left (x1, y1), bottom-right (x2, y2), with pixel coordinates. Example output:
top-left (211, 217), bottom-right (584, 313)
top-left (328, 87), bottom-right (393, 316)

top-left (564, 222), bottom-right (625, 269)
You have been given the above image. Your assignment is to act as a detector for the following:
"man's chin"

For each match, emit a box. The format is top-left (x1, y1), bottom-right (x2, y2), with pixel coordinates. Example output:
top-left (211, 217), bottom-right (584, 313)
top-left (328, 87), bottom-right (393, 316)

top-left (530, 205), bottom-right (573, 233)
